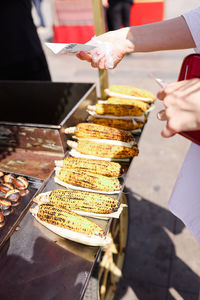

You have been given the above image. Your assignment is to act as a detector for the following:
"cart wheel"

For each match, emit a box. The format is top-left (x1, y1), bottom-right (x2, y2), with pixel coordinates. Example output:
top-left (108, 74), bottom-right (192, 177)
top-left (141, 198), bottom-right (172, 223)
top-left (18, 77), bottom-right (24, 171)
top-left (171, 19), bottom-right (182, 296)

top-left (98, 193), bottom-right (129, 300)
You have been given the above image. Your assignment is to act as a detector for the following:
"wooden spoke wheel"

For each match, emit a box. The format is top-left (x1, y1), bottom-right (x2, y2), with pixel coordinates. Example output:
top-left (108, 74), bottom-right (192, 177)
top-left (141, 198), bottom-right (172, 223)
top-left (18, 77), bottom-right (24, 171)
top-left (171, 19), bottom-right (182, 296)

top-left (98, 194), bottom-right (129, 300)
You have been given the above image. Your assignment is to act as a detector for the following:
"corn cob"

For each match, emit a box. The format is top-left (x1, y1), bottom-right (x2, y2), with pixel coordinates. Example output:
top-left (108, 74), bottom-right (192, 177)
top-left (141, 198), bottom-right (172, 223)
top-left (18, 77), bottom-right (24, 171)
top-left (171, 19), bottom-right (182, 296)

top-left (66, 122), bottom-right (134, 143)
top-left (92, 117), bottom-right (144, 131)
top-left (48, 189), bottom-right (120, 214)
top-left (57, 168), bottom-right (121, 192)
top-left (108, 85), bottom-right (156, 102)
top-left (57, 156), bottom-right (123, 177)
top-left (67, 140), bottom-right (139, 158)
top-left (107, 97), bottom-right (149, 112)
top-left (37, 203), bottom-right (105, 236)
top-left (88, 103), bottom-right (143, 116)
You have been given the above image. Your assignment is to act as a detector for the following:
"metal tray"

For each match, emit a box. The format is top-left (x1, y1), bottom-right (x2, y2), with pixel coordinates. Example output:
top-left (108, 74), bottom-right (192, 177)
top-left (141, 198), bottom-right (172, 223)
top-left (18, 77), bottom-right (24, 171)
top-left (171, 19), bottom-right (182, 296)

top-left (0, 173), bottom-right (101, 300)
top-left (0, 170), bottom-right (42, 249)
top-left (0, 81), bottom-right (96, 179)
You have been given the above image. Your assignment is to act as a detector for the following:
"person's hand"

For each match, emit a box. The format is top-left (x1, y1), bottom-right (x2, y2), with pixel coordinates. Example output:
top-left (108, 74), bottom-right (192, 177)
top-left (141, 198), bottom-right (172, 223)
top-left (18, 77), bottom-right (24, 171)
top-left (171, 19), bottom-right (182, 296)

top-left (76, 28), bottom-right (134, 69)
top-left (102, 0), bottom-right (109, 8)
top-left (157, 78), bottom-right (200, 137)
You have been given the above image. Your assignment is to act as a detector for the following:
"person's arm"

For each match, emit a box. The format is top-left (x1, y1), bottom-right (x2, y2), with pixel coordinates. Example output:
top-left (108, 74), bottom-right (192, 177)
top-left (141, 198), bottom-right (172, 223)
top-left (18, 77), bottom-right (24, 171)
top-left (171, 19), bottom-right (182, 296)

top-left (77, 16), bottom-right (195, 69)
top-left (157, 79), bottom-right (200, 137)
top-left (127, 17), bottom-right (195, 52)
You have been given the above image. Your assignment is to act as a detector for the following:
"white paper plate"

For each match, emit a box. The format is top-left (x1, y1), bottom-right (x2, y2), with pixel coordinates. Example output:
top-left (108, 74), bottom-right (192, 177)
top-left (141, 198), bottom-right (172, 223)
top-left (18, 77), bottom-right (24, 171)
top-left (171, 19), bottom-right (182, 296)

top-left (30, 205), bottom-right (111, 247)
top-left (87, 110), bottom-right (146, 122)
top-left (69, 149), bottom-right (130, 162)
top-left (73, 137), bottom-right (134, 149)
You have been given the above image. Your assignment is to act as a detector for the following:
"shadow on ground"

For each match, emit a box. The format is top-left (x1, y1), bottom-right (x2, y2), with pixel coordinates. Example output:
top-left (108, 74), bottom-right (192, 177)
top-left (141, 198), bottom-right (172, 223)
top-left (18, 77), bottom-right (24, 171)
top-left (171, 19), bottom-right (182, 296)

top-left (114, 188), bottom-right (200, 300)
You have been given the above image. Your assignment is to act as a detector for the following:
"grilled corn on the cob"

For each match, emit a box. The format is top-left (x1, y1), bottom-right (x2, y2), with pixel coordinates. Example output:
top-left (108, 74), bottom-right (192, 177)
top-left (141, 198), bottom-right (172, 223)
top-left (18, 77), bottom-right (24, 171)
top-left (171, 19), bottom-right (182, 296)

top-left (92, 117), bottom-right (144, 131)
top-left (67, 140), bottom-right (139, 158)
top-left (48, 189), bottom-right (120, 214)
top-left (37, 203), bottom-right (105, 236)
top-left (108, 85), bottom-right (156, 102)
top-left (65, 122), bottom-right (134, 143)
top-left (107, 97), bottom-right (149, 112)
top-left (55, 156), bottom-right (123, 177)
top-left (57, 168), bottom-right (121, 192)
top-left (88, 103), bottom-right (143, 116)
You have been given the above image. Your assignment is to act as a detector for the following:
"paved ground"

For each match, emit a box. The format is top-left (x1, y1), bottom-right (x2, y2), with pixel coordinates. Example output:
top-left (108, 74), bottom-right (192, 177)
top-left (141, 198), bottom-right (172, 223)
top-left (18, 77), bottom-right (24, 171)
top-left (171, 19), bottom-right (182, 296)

top-left (36, 1), bottom-right (200, 299)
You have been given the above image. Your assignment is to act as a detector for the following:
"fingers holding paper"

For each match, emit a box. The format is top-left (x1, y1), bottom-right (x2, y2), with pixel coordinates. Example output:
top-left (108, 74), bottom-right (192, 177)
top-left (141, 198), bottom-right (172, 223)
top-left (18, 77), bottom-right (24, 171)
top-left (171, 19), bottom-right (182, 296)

top-left (76, 29), bottom-right (134, 69)
top-left (77, 41), bottom-right (124, 70)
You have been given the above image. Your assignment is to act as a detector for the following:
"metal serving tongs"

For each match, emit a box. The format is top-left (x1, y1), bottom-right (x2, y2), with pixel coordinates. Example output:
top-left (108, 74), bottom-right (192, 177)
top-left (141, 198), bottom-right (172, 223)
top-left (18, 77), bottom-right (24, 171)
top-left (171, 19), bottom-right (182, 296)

top-left (149, 73), bottom-right (169, 120)
top-left (149, 73), bottom-right (168, 89)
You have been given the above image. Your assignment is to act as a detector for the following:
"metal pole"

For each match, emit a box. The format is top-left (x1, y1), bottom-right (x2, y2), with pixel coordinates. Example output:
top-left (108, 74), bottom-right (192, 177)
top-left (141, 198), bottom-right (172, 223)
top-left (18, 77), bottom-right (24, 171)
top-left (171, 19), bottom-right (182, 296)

top-left (91, 0), bottom-right (109, 99)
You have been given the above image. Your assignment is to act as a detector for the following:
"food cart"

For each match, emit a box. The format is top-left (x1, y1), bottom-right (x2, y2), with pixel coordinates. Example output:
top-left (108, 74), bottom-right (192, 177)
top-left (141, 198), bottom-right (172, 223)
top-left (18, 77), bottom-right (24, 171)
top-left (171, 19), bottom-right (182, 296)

top-left (0, 80), bottom-right (134, 300)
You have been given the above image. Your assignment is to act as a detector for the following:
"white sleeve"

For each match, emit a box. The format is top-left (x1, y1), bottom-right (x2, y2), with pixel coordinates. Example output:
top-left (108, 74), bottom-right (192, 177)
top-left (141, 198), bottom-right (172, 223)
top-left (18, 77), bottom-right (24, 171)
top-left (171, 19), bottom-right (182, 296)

top-left (182, 7), bottom-right (200, 53)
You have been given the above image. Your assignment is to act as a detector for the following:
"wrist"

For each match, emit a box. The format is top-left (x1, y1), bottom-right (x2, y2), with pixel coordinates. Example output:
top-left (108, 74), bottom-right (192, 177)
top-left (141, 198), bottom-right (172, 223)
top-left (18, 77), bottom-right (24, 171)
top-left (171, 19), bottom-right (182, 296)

top-left (119, 28), bottom-right (136, 54)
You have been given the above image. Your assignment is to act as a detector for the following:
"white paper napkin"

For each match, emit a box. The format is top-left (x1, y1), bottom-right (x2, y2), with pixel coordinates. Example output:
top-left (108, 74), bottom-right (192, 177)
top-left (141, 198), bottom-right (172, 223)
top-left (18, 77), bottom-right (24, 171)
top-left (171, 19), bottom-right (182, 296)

top-left (45, 42), bottom-right (96, 54)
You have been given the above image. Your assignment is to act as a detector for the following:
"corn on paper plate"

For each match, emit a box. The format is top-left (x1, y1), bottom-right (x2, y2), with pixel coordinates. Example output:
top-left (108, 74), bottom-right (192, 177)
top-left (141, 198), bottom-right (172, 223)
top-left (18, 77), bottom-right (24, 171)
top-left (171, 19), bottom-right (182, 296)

top-left (33, 191), bottom-right (126, 220)
top-left (54, 157), bottom-right (123, 178)
top-left (86, 116), bottom-right (143, 134)
top-left (65, 123), bottom-right (134, 144)
top-left (54, 175), bottom-right (121, 195)
top-left (30, 205), bottom-right (111, 247)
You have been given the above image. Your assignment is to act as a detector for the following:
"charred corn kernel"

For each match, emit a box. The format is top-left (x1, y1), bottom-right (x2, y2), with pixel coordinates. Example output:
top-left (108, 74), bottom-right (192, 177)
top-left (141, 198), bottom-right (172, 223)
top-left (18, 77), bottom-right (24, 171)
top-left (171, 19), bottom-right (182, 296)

top-left (76, 140), bottom-right (139, 158)
top-left (57, 168), bottom-right (121, 192)
top-left (38, 203), bottom-right (105, 236)
top-left (61, 157), bottom-right (123, 177)
top-left (92, 117), bottom-right (144, 131)
top-left (49, 189), bottom-right (120, 214)
top-left (107, 97), bottom-right (149, 112)
top-left (74, 122), bottom-right (134, 143)
top-left (95, 103), bottom-right (143, 116)
top-left (109, 85), bottom-right (156, 101)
